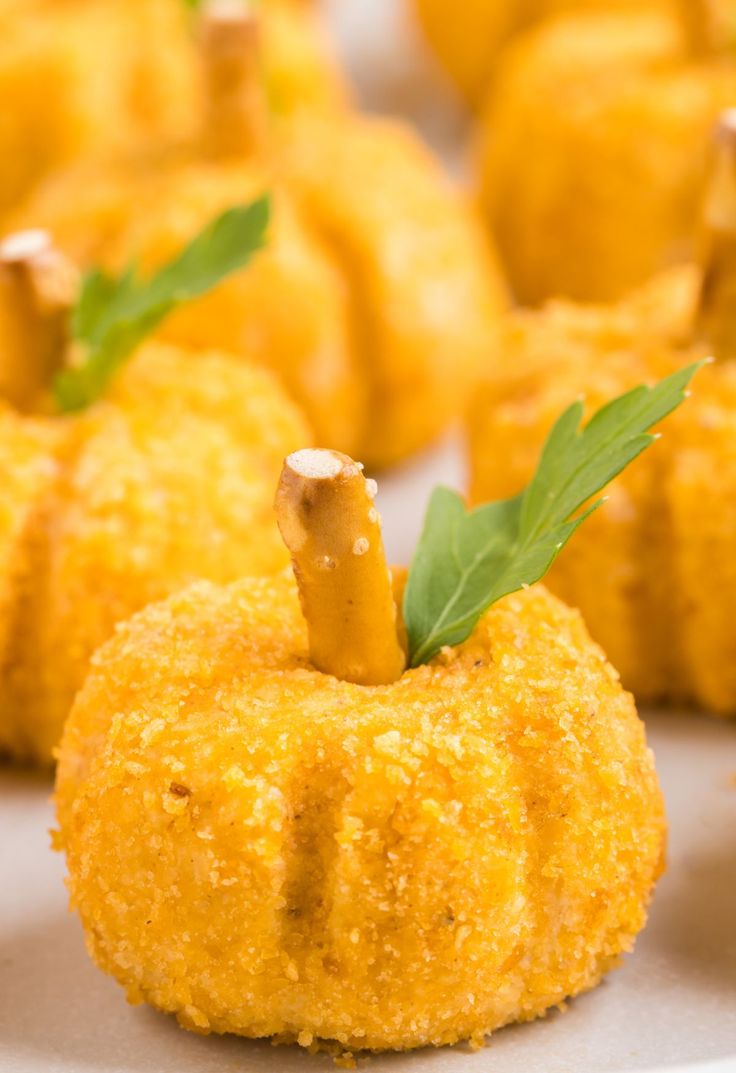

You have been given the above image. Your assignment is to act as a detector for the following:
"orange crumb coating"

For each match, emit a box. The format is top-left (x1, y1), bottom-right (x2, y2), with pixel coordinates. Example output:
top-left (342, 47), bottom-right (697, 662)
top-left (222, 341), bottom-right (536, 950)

top-left (478, 9), bottom-right (736, 303)
top-left (0, 0), bottom-right (345, 224)
top-left (56, 576), bottom-right (664, 1052)
top-left (467, 263), bottom-right (736, 714)
top-left (17, 117), bottom-right (505, 469)
top-left (0, 343), bottom-right (308, 766)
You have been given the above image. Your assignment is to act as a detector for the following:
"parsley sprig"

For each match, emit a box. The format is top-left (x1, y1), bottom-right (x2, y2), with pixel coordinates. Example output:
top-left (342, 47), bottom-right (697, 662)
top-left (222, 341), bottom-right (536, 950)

top-left (404, 363), bottom-right (702, 666)
top-left (55, 196), bottom-right (270, 412)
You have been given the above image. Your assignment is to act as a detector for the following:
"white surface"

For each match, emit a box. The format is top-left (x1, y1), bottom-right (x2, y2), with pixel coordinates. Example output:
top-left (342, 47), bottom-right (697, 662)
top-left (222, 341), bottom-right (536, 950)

top-left (1, 438), bottom-right (736, 1073)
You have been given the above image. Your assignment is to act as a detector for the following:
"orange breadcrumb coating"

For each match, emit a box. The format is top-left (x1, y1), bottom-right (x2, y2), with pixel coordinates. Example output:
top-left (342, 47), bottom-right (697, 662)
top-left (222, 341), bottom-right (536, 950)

top-left (56, 576), bottom-right (664, 1052)
top-left (15, 121), bottom-right (506, 469)
top-left (0, 343), bottom-right (308, 766)
top-left (468, 263), bottom-right (736, 714)
top-left (478, 9), bottom-right (736, 303)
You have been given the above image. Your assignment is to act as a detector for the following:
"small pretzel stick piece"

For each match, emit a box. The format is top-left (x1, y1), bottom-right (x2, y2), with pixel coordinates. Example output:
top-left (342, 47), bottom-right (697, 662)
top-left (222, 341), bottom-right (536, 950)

top-left (696, 111), bottom-right (736, 359)
top-left (199, 0), bottom-right (267, 160)
top-left (276, 449), bottom-right (407, 685)
top-left (677, 0), bottom-right (713, 56)
top-left (0, 229), bottom-right (78, 411)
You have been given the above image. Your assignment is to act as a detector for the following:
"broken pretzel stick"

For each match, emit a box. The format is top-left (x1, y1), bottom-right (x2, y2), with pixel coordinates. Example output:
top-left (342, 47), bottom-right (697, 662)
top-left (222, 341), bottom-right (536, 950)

top-left (696, 110), bottom-right (736, 360)
top-left (199, 0), bottom-right (267, 160)
top-left (276, 449), bottom-right (407, 686)
top-left (0, 229), bottom-right (78, 411)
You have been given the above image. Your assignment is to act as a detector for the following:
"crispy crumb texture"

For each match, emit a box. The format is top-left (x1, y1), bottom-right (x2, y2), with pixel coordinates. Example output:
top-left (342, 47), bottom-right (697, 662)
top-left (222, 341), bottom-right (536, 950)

top-left (56, 576), bottom-right (665, 1053)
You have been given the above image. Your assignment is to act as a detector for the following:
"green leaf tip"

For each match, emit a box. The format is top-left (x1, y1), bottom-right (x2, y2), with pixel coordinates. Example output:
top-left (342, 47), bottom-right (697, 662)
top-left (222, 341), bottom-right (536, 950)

top-left (403, 361), bottom-right (703, 668)
top-left (182, 0), bottom-right (260, 13)
top-left (54, 195), bottom-right (271, 413)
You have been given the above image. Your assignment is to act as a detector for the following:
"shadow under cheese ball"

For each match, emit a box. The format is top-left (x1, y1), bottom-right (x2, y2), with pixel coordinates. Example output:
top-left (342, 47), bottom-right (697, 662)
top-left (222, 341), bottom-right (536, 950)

top-left (0, 206), bottom-right (308, 766)
top-left (15, 3), bottom-right (507, 470)
top-left (0, 0), bottom-right (344, 226)
top-left (469, 113), bottom-right (736, 715)
top-left (56, 365), bottom-right (686, 1052)
top-left (478, 3), bottom-right (736, 304)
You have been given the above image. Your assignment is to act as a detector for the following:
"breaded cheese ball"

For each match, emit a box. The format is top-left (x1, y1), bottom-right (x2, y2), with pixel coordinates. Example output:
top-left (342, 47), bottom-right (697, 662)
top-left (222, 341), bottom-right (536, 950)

top-left (0, 0), bottom-right (191, 218)
top-left (0, 0), bottom-right (345, 224)
top-left (478, 8), bottom-right (736, 303)
top-left (0, 343), bottom-right (308, 765)
top-left (56, 574), bottom-right (664, 1053)
top-left (467, 262), bottom-right (736, 713)
top-left (116, 118), bottom-right (505, 469)
top-left (413, 0), bottom-right (681, 106)
top-left (15, 7), bottom-right (506, 469)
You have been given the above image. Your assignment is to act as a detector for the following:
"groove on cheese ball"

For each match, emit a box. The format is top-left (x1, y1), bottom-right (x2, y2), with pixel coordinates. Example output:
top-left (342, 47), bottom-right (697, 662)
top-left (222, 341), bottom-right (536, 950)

top-left (468, 265), bottom-right (736, 714)
top-left (56, 575), bottom-right (664, 1052)
top-left (0, 342), bottom-right (308, 765)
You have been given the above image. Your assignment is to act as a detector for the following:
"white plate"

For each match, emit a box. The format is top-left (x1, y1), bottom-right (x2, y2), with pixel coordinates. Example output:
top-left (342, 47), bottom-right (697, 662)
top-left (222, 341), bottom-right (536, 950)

top-left (2, 438), bottom-right (735, 1073)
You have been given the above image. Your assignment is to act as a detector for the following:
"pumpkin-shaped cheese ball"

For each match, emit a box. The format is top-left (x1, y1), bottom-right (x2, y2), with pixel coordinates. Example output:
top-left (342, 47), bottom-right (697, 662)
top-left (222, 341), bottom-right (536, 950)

top-left (478, 5), bottom-right (736, 303)
top-left (414, 0), bottom-right (685, 107)
top-left (56, 431), bottom-right (674, 1053)
top-left (469, 114), bottom-right (736, 713)
top-left (17, 3), bottom-right (506, 469)
top-left (0, 0), bottom-right (344, 223)
top-left (0, 210), bottom-right (309, 766)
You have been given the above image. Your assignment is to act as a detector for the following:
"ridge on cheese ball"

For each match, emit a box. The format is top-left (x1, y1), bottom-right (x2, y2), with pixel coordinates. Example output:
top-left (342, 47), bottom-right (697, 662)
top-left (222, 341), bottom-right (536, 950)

top-left (468, 114), bottom-right (736, 713)
top-left (55, 581), bottom-right (664, 1052)
top-left (478, 5), bottom-right (736, 303)
top-left (55, 446), bottom-right (665, 1055)
top-left (0, 220), bottom-right (309, 766)
top-left (14, 4), bottom-right (506, 470)
top-left (0, 0), bottom-right (344, 225)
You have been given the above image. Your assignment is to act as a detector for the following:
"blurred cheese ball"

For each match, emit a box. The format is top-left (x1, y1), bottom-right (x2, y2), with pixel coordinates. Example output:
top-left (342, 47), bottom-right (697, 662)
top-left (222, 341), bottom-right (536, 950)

top-left (0, 342), bottom-right (307, 765)
top-left (0, 0), bottom-right (346, 222)
top-left (477, 7), bottom-right (736, 302)
top-left (16, 5), bottom-right (507, 471)
top-left (413, 0), bottom-right (685, 106)
top-left (467, 257), bottom-right (736, 713)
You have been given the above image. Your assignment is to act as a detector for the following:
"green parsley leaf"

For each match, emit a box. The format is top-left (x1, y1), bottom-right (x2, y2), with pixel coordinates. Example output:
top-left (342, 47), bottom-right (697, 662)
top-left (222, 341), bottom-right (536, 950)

top-left (54, 196), bottom-right (270, 412)
top-left (403, 362), bottom-right (702, 667)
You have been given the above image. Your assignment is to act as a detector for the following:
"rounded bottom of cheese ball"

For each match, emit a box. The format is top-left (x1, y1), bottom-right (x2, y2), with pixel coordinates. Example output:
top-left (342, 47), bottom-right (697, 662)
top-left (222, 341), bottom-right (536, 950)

top-left (56, 577), bottom-right (665, 1052)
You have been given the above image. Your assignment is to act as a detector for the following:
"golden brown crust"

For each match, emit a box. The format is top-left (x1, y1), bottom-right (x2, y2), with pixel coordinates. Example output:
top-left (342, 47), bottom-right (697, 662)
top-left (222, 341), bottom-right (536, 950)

top-left (56, 576), bottom-right (664, 1051)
